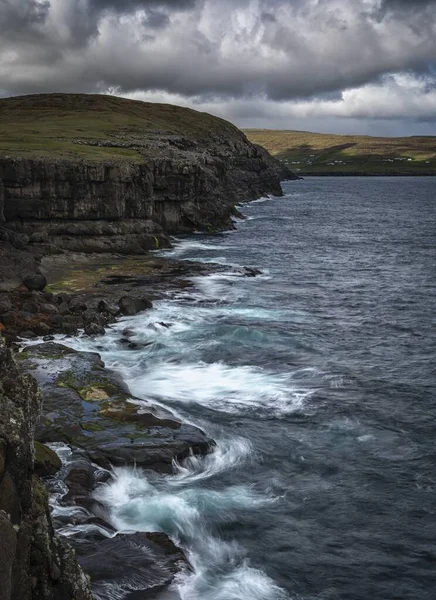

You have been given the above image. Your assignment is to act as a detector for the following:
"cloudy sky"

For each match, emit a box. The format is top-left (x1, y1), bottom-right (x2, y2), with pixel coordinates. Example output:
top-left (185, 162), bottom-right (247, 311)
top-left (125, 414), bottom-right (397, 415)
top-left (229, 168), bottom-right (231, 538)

top-left (1, 0), bottom-right (436, 135)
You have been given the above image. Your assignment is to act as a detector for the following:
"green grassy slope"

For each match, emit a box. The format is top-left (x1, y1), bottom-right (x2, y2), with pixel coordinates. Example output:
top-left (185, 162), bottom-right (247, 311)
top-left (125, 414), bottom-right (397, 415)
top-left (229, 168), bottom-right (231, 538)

top-left (0, 93), bottom-right (242, 161)
top-left (244, 129), bottom-right (436, 175)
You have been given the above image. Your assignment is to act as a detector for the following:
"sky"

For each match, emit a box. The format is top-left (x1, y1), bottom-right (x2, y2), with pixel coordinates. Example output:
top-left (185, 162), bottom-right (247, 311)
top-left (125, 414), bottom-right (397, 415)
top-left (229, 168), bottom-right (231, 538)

top-left (1, 0), bottom-right (436, 135)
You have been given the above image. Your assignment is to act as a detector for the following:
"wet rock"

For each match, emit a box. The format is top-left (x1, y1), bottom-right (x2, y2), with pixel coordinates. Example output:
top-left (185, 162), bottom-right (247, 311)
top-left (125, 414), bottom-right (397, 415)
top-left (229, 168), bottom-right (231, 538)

top-left (84, 322), bottom-right (105, 337)
top-left (119, 295), bottom-right (153, 316)
top-left (20, 342), bottom-right (214, 473)
top-left (33, 322), bottom-right (51, 336)
top-left (23, 273), bottom-right (47, 291)
top-left (34, 441), bottom-right (62, 477)
top-left (62, 323), bottom-right (79, 336)
top-left (19, 330), bottom-right (37, 339)
top-left (122, 327), bottom-right (135, 337)
top-left (98, 299), bottom-right (118, 316)
top-left (75, 532), bottom-right (189, 600)
top-left (243, 266), bottom-right (262, 277)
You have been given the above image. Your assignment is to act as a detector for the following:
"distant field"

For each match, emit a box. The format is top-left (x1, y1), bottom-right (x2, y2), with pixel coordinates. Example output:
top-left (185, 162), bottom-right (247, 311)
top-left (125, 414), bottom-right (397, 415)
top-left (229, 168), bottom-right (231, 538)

top-left (0, 93), bottom-right (240, 161)
top-left (244, 129), bottom-right (436, 175)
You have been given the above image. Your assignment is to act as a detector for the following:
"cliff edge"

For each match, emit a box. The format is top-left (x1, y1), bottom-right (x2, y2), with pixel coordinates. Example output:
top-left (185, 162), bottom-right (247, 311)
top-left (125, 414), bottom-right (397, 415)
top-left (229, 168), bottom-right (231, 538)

top-left (0, 94), bottom-right (296, 256)
top-left (0, 337), bottom-right (93, 600)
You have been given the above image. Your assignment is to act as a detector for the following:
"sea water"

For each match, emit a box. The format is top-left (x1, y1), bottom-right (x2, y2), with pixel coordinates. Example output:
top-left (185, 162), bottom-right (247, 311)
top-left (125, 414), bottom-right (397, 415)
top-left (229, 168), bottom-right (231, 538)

top-left (68, 177), bottom-right (436, 600)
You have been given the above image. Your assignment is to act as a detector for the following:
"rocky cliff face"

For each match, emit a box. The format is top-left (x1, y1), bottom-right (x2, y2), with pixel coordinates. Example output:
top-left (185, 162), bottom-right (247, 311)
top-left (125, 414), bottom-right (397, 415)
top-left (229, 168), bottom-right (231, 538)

top-left (0, 96), bottom-right (295, 254)
top-left (0, 338), bottom-right (93, 600)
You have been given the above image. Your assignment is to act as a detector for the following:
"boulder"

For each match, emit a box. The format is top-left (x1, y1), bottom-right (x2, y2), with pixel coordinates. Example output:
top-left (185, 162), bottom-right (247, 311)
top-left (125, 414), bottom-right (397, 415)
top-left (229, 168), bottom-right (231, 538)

top-left (97, 299), bottom-right (118, 316)
top-left (40, 303), bottom-right (59, 315)
top-left (118, 295), bottom-right (153, 316)
top-left (23, 274), bottom-right (47, 291)
top-left (75, 532), bottom-right (189, 599)
top-left (34, 441), bottom-right (62, 477)
top-left (84, 322), bottom-right (105, 337)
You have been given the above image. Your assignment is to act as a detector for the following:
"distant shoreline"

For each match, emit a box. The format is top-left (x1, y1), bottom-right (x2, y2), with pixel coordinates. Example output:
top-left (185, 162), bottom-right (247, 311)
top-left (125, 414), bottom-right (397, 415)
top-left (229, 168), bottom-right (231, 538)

top-left (297, 172), bottom-right (436, 177)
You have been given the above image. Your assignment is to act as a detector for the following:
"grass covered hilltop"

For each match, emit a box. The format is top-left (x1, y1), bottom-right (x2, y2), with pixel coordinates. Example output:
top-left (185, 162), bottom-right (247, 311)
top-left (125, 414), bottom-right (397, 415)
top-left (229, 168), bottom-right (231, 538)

top-left (244, 129), bottom-right (436, 175)
top-left (0, 93), bottom-right (245, 161)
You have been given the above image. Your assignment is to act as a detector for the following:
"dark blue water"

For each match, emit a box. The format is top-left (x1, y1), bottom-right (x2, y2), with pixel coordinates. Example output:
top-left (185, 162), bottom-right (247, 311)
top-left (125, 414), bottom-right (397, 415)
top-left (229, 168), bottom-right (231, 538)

top-left (73, 177), bottom-right (436, 600)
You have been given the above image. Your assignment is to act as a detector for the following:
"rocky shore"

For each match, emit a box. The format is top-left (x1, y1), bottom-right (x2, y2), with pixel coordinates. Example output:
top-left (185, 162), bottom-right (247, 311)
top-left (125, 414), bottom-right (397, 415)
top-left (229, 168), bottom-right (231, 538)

top-left (0, 93), bottom-right (296, 599)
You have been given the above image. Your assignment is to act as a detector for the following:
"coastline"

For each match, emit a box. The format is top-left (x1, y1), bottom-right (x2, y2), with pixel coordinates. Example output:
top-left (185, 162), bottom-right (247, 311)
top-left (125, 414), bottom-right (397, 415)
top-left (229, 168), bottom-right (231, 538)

top-left (1, 236), bottom-right (268, 598)
top-left (295, 171), bottom-right (436, 177)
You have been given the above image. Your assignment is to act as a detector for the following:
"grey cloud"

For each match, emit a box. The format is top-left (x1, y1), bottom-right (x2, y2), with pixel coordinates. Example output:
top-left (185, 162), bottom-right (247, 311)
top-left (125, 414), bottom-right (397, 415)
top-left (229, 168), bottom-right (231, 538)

top-left (88, 0), bottom-right (197, 16)
top-left (0, 0), bottom-right (50, 34)
top-left (1, 0), bottom-right (436, 135)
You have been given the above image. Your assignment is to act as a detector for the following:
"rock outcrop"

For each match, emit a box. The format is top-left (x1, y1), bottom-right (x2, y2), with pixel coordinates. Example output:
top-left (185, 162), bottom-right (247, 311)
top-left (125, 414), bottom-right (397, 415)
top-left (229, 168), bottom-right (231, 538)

top-left (0, 94), bottom-right (296, 255)
top-left (18, 342), bottom-right (214, 473)
top-left (0, 337), bottom-right (93, 600)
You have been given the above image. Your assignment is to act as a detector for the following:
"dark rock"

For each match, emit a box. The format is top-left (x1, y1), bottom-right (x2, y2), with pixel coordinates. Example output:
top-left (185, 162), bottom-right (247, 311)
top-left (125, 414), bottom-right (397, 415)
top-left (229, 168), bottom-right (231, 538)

top-left (119, 295), bottom-right (153, 316)
top-left (12, 234), bottom-right (29, 249)
top-left (23, 273), bottom-right (47, 291)
top-left (50, 314), bottom-right (64, 329)
top-left (29, 231), bottom-right (49, 243)
top-left (42, 291), bottom-right (54, 302)
top-left (55, 293), bottom-right (72, 305)
top-left (97, 299), bottom-right (118, 316)
top-left (43, 335), bottom-right (55, 341)
top-left (0, 312), bottom-right (11, 325)
top-left (0, 337), bottom-right (93, 600)
top-left (19, 330), bottom-right (37, 339)
top-left (83, 309), bottom-right (106, 327)
top-left (0, 295), bottom-right (11, 314)
top-left (40, 302), bottom-right (59, 314)
top-left (20, 342), bottom-right (214, 473)
top-left (33, 322), bottom-right (51, 336)
top-left (75, 532), bottom-right (189, 600)
top-left (34, 441), bottom-right (62, 477)
top-left (58, 301), bottom-right (71, 315)
top-left (244, 266), bottom-right (262, 277)
top-left (61, 323), bottom-right (79, 336)
top-left (69, 299), bottom-right (88, 314)
top-left (84, 322), bottom-right (105, 337)
top-left (21, 300), bottom-right (39, 314)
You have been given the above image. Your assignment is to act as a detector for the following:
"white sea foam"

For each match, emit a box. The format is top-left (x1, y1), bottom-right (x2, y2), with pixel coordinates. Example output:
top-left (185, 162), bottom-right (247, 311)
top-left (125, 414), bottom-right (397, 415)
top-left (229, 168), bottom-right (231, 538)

top-left (97, 465), bottom-right (288, 600)
top-left (127, 360), bottom-right (311, 418)
top-left (172, 436), bottom-right (254, 484)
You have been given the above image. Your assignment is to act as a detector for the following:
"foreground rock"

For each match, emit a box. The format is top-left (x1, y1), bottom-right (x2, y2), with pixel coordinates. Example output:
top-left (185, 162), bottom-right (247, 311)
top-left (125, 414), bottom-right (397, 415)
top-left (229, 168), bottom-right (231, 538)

top-left (75, 532), bottom-right (189, 600)
top-left (0, 286), bottom-right (153, 343)
top-left (0, 337), bottom-right (92, 600)
top-left (19, 342), bottom-right (214, 472)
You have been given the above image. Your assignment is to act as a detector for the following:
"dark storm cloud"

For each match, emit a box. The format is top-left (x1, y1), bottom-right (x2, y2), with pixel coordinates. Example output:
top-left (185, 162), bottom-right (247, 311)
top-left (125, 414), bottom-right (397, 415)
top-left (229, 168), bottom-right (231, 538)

top-left (0, 0), bottom-right (50, 34)
top-left (1, 0), bottom-right (435, 133)
top-left (88, 0), bottom-right (197, 12)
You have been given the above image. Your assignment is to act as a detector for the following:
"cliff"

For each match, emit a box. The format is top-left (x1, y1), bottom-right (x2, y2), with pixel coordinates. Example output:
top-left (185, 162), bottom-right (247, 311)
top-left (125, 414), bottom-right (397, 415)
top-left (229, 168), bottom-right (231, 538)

top-left (0, 337), bottom-right (93, 600)
top-left (0, 94), bottom-right (296, 254)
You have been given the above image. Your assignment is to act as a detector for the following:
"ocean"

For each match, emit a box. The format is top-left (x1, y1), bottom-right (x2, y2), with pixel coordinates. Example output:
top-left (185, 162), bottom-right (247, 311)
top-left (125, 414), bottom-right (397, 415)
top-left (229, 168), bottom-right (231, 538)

top-left (69, 176), bottom-right (436, 600)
